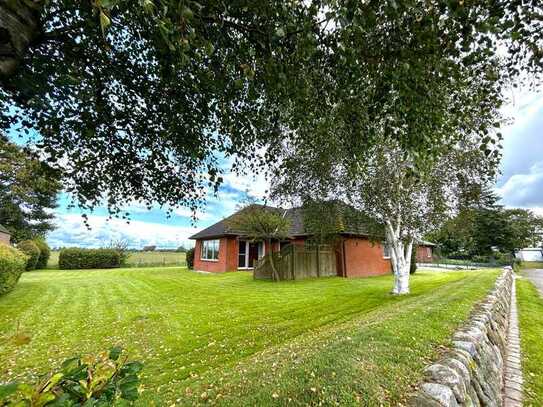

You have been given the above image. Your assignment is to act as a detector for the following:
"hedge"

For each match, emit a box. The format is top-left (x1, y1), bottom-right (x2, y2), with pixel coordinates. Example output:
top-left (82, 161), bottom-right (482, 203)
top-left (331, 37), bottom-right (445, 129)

top-left (17, 240), bottom-right (41, 271)
top-left (0, 244), bottom-right (27, 296)
top-left (59, 248), bottom-right (121, 269)
top-left (33, 239), bottom-right (51, 269)
top-left (186, 248), bottom-right (195, 269)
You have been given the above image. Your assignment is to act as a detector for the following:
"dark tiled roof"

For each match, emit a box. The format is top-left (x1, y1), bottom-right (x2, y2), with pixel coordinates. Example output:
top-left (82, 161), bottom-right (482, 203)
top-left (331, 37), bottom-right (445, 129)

top-left (189, 203), bottom-right (375, 240)
top-left (0, 224), bottom-right (10, 235)
top-left (189, 205), bottom-right (285, 240)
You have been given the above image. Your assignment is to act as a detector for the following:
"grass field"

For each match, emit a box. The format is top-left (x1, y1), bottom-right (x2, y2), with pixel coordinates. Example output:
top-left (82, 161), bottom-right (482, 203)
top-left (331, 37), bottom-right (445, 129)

top-left (0, 268), bottom-right (499, 406)
top-left (47, 250), bottom-right (186, 268)
top-left (517, 277), bottom-right (543, 406)
top-left (520, 261), bottom-right (543, 269)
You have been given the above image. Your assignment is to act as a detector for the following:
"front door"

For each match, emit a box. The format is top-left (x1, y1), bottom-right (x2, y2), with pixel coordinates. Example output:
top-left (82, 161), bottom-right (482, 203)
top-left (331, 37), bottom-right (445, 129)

top-left (238, 240), bottom-right (265, 269)
top-left (248, 242), bottom-right (259, 268)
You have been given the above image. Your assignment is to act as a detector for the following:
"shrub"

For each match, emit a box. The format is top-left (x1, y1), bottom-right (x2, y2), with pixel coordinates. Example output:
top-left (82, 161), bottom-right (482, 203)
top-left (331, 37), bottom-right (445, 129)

top-left (493, 251), bottom-right (515, 266)
top-left (472, 254), bottom-right (491, 264)
top-left (109, 239), bottom-right (129, 265)
top-left (33, 238), bottom-right (51, 269)
top-left (17, 240), bottom-right (41, 271)
top-left (0, 244), bottom-right (27, 296)
top-left (0, 347), bottom-right (143, 405)
top-left (59, 248), bottom-right (121, 269)
top-left (186, 247), bottom-right (195, 269)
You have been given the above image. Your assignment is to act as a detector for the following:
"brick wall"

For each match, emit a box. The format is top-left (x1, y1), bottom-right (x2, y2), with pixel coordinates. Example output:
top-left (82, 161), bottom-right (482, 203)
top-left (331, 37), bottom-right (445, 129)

top-left (343, 238), bottom-right (391, 277)
top-left (193, 237), bottom-right (238, 272)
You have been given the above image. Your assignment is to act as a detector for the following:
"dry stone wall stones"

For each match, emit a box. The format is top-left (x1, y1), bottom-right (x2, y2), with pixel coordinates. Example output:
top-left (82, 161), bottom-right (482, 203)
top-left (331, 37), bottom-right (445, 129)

top-left (409, 268), bottom-right (514, 407)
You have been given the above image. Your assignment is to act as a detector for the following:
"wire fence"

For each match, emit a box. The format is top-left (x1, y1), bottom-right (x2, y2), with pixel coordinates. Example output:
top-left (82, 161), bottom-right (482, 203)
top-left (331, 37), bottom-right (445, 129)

top-left (419, 257), bottom-right (513, 270)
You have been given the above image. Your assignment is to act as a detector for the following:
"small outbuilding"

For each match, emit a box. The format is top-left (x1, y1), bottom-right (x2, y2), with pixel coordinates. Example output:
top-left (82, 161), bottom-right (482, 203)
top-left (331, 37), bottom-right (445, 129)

top-left (0, 224), bottom-right (11, 244)
top-left (515, 248), bottom-right (543, 262)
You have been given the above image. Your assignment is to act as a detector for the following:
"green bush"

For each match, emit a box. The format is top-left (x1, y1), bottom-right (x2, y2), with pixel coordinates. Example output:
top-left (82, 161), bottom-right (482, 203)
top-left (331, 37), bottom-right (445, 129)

top-left (0, 244), bottom-right (27, 296)
top-left (186, 247), bottom-right (195, 269)
top-left (0, 346), bottom-right (143, 405)
top-left (33, 238), bottom-right (51, 269)
top-left (17, 240), bottom-right (41, 271)
top-left (59, 248), bottom-right (121, 269)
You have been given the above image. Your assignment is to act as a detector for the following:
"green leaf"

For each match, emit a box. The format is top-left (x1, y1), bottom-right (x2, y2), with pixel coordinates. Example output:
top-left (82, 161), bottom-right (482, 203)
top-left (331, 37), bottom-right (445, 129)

top-left (0, 383), bottom-right (19, 399)
top-left (142, 0), bottom-right (154, 14)
top-left (118, 377), bottom-right (140, 401)
top-left (44, 373), bottom-right (64, 392)
top-left (100, 10), bottom-right (111, 34)
top-left (108, 346), bottom-right (122, 361)
top-left (122, 361), bottom-right (143, 375)
top-left (182, 7), bottom-right (193, 19)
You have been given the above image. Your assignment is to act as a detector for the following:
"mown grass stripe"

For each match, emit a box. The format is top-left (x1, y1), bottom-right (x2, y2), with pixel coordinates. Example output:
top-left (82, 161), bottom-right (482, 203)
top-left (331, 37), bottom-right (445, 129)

top-left (0, 267), bottom-right (498, 406)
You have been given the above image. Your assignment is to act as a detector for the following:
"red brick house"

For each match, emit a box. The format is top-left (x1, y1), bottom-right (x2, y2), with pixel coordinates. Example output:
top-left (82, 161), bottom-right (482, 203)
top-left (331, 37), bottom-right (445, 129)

top-left (189, 205), bottom-right (434, 278)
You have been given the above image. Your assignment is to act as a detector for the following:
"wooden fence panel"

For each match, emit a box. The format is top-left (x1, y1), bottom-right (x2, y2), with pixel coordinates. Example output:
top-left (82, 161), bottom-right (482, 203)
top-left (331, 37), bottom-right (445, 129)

top-left (254, 244), bottom-right (337, 281)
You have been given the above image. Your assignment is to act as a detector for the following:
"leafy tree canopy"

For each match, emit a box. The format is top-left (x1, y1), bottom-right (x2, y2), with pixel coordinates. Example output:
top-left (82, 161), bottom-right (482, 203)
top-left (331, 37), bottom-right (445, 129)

top-left (429, 188), bottom-right (543, 256)
top-left (0, 135), bottom-right (61, 242)
top-left (1, 1), bottom-right (541, 216)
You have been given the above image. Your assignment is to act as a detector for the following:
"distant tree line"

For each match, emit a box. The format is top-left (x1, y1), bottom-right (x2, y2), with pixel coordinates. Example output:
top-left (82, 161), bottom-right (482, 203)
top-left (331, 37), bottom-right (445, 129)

top-left (428, 188), bottom-right (543, 259)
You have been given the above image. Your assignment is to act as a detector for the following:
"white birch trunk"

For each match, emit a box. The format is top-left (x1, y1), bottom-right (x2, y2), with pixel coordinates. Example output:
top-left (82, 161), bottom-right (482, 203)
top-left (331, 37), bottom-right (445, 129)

top-left (386, 220), bottom-right (413, 295)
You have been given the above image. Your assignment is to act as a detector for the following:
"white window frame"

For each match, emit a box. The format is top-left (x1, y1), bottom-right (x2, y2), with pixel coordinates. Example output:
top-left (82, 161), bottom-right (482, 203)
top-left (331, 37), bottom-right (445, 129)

top-left (238, 240), bottom-right (265, 269)
top-left (201, 239), bottom-right (220, 262)
top-left (382, 242), bottom-right (391, 259)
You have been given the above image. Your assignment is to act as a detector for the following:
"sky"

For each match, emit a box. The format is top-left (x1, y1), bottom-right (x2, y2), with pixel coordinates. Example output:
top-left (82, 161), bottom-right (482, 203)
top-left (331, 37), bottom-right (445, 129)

top-left (495, 91), bottom-right (543, 214)
top-left (7, 90), bottom-right (543, 249)
top-left (44, 168), bottom-right (270, 249)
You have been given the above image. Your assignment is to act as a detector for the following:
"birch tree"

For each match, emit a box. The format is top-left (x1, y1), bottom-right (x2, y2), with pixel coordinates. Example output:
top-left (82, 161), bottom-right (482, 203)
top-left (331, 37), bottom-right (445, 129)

top-left (273, 136), bottom-right (498, 294)
top-left (344, 139), bottom-right (495, 294)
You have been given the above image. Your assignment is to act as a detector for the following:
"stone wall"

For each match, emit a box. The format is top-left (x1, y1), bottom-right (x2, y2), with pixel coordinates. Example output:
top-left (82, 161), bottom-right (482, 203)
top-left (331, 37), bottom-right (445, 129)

top-left (409, 268), bottom-right (513, 407)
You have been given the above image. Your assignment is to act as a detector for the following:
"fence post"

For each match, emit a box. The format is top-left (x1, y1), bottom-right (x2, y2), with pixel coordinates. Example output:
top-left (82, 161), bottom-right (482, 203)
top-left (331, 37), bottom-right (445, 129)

top-left (316, 245), bottom-right (320, 277)
top-left (291, 245), bottom-right (296, 280)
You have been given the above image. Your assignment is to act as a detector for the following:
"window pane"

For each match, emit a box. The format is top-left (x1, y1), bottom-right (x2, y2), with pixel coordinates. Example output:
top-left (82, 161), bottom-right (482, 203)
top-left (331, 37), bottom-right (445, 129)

top-left (201, 240), bottom-right (220, 260)
top-left (383, 242), bottom-right (390, 258)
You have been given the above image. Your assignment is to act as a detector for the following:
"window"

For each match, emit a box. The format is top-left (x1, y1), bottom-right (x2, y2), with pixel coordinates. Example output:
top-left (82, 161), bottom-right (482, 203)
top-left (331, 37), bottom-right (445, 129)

top-left (383, 242), bottom-right (391, 259)
top-left (201, 239), bottom-right (220, 261)
top-left (426, 247), bottom-right (432, 258)
top-left (238, 240), bottom-right (247, 268)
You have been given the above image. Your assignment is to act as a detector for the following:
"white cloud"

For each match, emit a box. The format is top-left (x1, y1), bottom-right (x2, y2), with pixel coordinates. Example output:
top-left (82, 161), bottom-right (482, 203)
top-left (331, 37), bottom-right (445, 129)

top-left (170, 207), bottom-right (211, 220)
top-left (497, 162), bottom-right (543, 208)
top-left (47, 214), bottom-right (199, 249)
top-left (221, 170), bottom-right (271, 200)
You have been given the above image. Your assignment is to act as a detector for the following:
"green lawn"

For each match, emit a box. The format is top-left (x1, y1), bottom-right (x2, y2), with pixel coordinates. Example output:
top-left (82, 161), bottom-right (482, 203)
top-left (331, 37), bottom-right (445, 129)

top-left (47, 250), bottom-right (186, 268)
top-left (0, 268), bottom-right (499, 406)
top-left (517, 278), bottom-right (543, 406)
top-left (520, 261), bottom-right (543, 269)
